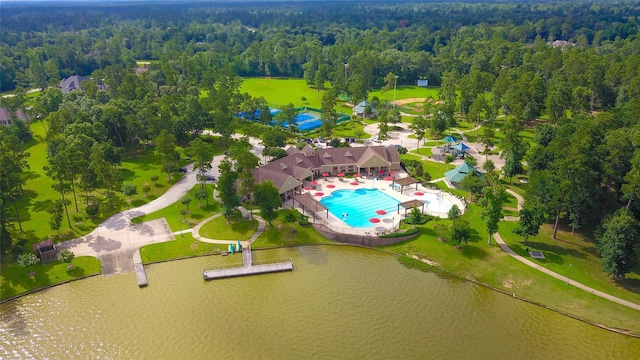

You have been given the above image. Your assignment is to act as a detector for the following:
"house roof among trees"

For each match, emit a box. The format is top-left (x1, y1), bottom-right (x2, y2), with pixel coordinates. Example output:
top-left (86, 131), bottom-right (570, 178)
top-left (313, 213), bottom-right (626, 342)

top-left (0, 108), bottom-right (29, 123)
top-left (59, 75), bottom-right (90, 93)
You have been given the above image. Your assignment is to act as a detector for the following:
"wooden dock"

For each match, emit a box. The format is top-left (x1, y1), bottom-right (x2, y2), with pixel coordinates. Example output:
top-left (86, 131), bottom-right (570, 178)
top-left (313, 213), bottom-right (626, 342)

top-left (202, 245), bottom-right (293, 280)
top-left (133, 249), bottom-right (148, 287)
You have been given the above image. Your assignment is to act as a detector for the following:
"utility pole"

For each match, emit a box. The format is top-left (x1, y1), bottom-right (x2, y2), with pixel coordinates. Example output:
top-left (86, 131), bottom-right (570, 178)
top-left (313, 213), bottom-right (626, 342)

top-left (393, 75), bottom-right (399, 107)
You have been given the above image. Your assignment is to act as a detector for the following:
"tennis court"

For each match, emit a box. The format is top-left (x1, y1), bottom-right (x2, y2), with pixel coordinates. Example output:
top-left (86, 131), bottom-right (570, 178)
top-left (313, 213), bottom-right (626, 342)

top-left (236, 107), bottom-right (348, 132)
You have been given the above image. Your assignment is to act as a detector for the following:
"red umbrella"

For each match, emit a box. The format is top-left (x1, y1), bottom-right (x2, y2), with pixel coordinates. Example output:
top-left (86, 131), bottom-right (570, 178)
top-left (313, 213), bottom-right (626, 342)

top-left (315, 192), bottom-right (324, 196)
top-left (378, 169), bottom-right (385, 174)
top-left (321, 172), bottom-right (329, 177)
top-left (376, 209), bottom-right (387, 215)
top-left (304, 187), bottom-right (311, 191)
top-left (414, 191), bottom-right (424, 196)
top-left (337, 173), bottom-right (345, 177)
top-left (390, 171), bottom-right (396, 176)
top-left (369, 218), bottom-right (381, 223)
top-left (311, 181), bottom-right (318, 185)
top-left (326, 184), bottom-right (335, 188)
top-left (354, 173), bottom-right (360, 178)
top-left (350, 181), bottom-right (359, 186)
top-left (383, 176), bottom-right (394, 181)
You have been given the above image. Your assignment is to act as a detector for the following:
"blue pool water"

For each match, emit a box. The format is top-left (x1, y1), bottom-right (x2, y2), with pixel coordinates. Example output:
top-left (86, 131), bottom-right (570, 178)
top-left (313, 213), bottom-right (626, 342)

top-left (320, 188), bottom-right (400, 228)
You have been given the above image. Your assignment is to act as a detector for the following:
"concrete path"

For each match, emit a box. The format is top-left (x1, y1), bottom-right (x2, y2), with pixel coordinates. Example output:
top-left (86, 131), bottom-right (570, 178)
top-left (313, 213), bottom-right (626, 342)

top-left (495, 187), bottom-right (640, 310)
top-left (493, 232), bottom-right (640, 311)
top-left (58, 156), bottom-right (228, 275)
top-left (191, 213), bottom-right (266, 248)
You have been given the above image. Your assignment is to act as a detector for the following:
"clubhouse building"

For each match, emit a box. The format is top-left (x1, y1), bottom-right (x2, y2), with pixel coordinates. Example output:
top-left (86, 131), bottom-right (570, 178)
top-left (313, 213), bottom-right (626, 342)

top-left (253, 145), bottom-right (401, 199)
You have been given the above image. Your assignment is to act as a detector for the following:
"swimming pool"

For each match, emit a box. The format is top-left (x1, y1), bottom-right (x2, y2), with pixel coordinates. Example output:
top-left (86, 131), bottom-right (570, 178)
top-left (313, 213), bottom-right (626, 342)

top-left (320, 188), bottom-right (400, 228)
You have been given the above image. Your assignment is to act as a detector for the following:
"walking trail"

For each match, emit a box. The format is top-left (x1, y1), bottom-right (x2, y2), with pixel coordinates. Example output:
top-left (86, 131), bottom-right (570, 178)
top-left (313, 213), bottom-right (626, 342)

top-left (495, 190), bottom-right (640, 311)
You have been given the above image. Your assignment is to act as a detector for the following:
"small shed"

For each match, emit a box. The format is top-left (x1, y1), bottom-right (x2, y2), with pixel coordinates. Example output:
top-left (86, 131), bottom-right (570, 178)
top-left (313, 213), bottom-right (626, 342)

top-left (33, 239), bottom-right (58, 263)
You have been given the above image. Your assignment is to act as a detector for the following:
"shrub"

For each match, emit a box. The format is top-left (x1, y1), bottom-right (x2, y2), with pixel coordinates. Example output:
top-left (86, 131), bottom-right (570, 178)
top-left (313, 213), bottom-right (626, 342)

top-left (86, 202), bottom-right (99, 218)
top-left (445, 154), bottom-right (455, 163)
top-left (283, 208), bottom-right (301, 223)
top-left (397, 146), bottom-right (408, 154)
top-left (299, 216), bottom-right (311, 226)
top-left (59, 249), bottom-right (75, 263)
top-left (17, 252), bottom-right (39, 267)
top-left (448, 205), bottom-right (461, 220)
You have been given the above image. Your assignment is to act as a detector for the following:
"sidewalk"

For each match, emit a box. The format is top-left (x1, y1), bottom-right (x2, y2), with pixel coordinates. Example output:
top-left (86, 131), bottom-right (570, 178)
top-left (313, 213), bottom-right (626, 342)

top-left (493, 232), bottom-right (640, 311)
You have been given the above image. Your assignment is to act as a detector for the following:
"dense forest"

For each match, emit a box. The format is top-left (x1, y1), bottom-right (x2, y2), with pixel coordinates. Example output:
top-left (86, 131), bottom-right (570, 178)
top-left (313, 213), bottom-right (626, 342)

top-left (1, 0), bottom-right (640, 279)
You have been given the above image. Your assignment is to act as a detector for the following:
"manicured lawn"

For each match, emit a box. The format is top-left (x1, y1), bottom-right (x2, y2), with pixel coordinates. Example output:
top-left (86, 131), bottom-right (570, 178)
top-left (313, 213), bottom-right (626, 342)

top-left (499, 221), bottom-right (640, 304)
top-left (199, 215), bottom-right (258, 240)
top-left (382, 205), bottom-right (640, 332)
top-left (0, 256), bottom-right (102, 301)
top-left (140, 232), bottom-right (222, 263)
top-left (413, 147), bottom-right (433, 157)
top-left (252, 211), bottom-right (334, 247)
top-left (368, 86), bottom-right (440, 102)
top-left (503, 191), bottom-right (519, 208)
top-left (240, 78), bottom-right (325, 109)
top-left (130, 184), bottom-right (219, 231)
top-left (421, 159), bottom-right (456, 179)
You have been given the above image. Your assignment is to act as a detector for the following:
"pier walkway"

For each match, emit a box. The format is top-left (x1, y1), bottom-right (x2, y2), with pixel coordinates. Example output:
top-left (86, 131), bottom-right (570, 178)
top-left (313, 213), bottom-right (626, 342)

top-left (202, 245), bottom-right (293, 280)
top-left (133, 249), bottom-right (148, 287)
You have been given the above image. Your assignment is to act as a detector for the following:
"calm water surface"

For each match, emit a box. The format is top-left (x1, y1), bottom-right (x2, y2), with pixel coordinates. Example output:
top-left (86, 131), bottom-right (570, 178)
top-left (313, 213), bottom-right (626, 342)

top-left (1, 246), bottom-right (639, 359)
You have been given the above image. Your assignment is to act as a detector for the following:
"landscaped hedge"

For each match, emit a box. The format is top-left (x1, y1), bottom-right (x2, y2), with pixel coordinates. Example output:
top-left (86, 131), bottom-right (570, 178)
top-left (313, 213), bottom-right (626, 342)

top-left (378, 227), bottom-right (420, 238)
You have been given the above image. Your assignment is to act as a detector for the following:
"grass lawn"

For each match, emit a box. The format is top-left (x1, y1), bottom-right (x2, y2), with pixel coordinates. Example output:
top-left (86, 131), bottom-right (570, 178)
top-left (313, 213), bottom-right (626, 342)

top-left (140, 232), bottom-right (223, 263)
top-left (130, 184), bottom-right (219, 231)
top-left (199, 214), bottom-right (258, 240)
top-left (14, 125), bottom-right (187, 246)
top-left (503, 191), bottom-right (519, 208)
top-left (368, 86), bottom-right (440, 102)
top-left (252, 210), bottom-right (334, 247)
top-left (0, 256), bottom-right (102, 301)
top-left (413, 147), bottom-right (433, 157)
top-left (421, 159), bottom-right (456, 179)
top-left (240, 78), bottom-right (325, 109)
top-left (382, 205), bottom-right (640, 332)
top-left (499, 221), bottom-right (640, 304)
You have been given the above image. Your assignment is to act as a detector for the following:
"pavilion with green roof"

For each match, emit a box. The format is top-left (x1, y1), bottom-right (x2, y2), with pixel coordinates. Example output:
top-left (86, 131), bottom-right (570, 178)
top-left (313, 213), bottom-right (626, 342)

top-left (444, 162), bottom-right (482, 188)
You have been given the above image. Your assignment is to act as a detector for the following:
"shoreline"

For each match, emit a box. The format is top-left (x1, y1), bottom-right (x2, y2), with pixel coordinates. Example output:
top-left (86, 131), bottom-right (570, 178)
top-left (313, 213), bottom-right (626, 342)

top-left (3, 243), bottom-right (638, 339)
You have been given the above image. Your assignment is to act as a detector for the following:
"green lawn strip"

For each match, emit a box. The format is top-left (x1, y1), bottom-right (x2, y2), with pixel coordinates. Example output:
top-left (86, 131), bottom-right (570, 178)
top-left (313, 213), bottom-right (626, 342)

top-left (252, 211), bottom-right (333, 247)
top-left (421, 159), bottom-right (456, 179)
top-left (502, 180), bottom-right (528, 197)
top-left (140, 232), bottom-right (223, 263)
top-left (130, 184), bottom-right (219, 231)
top-left (401, 153), bottom-right (457, 179)
top-left (199, 215), bottom-right (258, 241)
top-left (367, 86), bottom-right (440, 102)
top-left (382, 205), bottom-right (640, 332)
top-left (0, 256), bottom-right (102, 301)
top-left (413, 147), bottom-right (433, 157)
top-left (503, 191), bottom-right (519, 208)
top-left (501, 209), bottom-right (519, 218)
top-left (499, 221), bottom-right (640, 304)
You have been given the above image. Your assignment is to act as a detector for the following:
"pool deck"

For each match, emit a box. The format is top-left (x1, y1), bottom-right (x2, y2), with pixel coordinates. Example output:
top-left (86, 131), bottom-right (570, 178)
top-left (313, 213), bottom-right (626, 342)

top-left (290, 172), bottom-right (466, 236)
